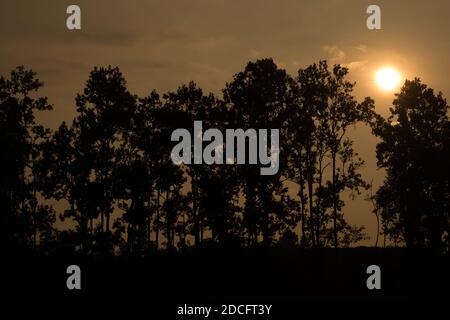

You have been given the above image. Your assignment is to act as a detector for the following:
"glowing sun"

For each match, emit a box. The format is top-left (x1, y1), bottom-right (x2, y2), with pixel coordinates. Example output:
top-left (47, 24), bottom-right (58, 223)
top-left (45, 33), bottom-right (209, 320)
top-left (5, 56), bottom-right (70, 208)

top-left (375, 67), bottom-right (402, 91)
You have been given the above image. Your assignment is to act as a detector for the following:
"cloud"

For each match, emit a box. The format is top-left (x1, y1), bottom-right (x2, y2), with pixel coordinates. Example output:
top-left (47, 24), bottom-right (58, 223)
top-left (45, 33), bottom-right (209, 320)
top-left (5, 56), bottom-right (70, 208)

top-left (323, 45), bottom-right (346, 63)
top-left (322, 45), bottom-right (368, 71)
top-left (345, 60), bottom-right (368, 71)
top-left (354, 45), bottom-right (368, 53)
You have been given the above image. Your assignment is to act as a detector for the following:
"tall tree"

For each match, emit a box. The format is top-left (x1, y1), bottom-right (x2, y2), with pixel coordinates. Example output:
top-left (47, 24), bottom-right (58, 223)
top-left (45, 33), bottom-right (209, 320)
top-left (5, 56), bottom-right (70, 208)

top-left (0, 66), bottom-right (55, 252)
top-left (373, 79), bottom-right (450, 252)
top-left (293, 61), bottom-right (374, 248)
top-left (42, 66), bottom-right (136, 255)
top-left (223, 58), bottom-right (298, 247)
top-left (163, 82), bottom-right (220, 248)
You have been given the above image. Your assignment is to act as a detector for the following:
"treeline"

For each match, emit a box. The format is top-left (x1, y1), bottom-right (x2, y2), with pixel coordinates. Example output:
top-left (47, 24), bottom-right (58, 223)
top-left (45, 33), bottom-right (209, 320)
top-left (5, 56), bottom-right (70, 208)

top-left (0, 59), bottom-right (449, 256)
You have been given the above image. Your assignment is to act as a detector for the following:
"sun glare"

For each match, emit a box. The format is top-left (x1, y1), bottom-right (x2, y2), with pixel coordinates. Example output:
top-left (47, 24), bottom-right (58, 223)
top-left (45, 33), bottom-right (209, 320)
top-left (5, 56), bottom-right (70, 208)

top-left (375, 67), bottom-right (402, 91)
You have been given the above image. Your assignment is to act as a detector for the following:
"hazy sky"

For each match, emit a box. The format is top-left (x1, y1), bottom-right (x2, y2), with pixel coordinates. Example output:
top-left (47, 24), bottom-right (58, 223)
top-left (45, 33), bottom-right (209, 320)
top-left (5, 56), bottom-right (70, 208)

top-left (1, 0), bottom-right (449, 244)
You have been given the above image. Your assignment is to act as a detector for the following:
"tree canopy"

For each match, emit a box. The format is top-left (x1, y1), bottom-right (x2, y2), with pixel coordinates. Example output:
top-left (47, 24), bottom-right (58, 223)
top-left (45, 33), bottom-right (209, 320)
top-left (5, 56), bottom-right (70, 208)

top-left (1, 61), bottom-right (449, 256)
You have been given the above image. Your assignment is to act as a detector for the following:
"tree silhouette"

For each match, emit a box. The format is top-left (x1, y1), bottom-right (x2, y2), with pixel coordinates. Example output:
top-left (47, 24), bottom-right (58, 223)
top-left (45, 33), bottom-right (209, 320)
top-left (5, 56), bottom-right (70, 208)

top-left (5, 61), bottom-right (446, 257)
top-left (223, 59), bottom-right (299, 247)
top-left (290, 61), bottom-right (375, 248)
top-left (0, 66), bottom-right (55, 253)
top-left (162, 82), bottom-right (218, 248)
top-left (372, 78), bottom-right (450, 253)
top-left (41, 66), bottom-right (136, 255)
top-left (113, 90), bottom-right (161, 254)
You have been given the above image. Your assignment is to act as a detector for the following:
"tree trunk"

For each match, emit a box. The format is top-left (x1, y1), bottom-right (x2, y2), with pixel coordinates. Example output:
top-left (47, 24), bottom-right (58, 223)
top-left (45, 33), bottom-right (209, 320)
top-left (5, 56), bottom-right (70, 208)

top-left (307, 177), bottom-right (315, 247)
top-left (147, 190), bottom-right (152, 244)
top-left (332, 153), bottom-right (338, 249)
top-left (192, 171), bottom-right (200, 248)
top-left (155, 190), bottom-right (160, 250)
top-left (166, 189), bottom-right (171, 248)
top-left (100, 212), bottom-right (104, 234)
top-left (106, 211), bottom-right (110, 233)
top-left (299, 188), bottom-right (306, 246)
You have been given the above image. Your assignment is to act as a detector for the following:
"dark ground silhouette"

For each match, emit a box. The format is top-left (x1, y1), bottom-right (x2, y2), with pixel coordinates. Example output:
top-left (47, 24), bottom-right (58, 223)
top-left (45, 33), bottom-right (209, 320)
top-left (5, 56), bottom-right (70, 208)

top-left (2, 247), bottom-right (449, 300)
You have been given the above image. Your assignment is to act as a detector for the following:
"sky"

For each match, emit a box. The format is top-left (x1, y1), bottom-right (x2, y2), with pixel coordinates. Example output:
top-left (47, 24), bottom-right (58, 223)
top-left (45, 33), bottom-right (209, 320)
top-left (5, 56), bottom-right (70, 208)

top-left (1, 0), bottom-right (449, 245)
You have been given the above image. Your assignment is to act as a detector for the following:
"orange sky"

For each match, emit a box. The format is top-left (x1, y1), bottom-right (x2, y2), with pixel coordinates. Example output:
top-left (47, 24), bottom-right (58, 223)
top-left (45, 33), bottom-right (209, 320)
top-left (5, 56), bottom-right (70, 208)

top-left (1, 0), bottom-right (449, 245)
